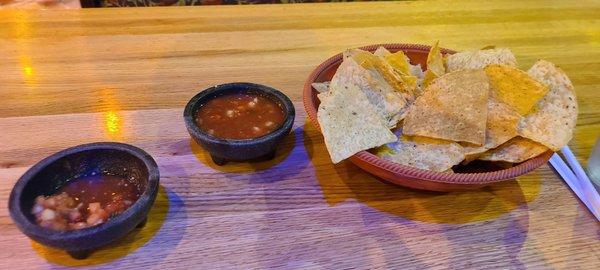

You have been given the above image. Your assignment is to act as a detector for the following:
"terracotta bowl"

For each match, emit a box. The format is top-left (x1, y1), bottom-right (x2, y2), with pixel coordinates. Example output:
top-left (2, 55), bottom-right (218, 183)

top-left (303, 43), bottom-right (553, 192)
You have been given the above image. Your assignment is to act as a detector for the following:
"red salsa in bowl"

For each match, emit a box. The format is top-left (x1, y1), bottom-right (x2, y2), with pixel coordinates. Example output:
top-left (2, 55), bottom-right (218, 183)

top-left (196, 92), bottom-right (286, 140)
top-left (184, 82), bottom-right (295, 165)
top-left (32, 174), bottom-right (142, 231)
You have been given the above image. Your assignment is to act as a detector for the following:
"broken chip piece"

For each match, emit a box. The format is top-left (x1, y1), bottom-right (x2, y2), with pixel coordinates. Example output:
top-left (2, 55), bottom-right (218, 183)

top-left (485, 64), bottom-right (549, 115)
top-left (446, 48), bottom-right (517, 72)
top-left (518, 60), bottom-right (578, 151)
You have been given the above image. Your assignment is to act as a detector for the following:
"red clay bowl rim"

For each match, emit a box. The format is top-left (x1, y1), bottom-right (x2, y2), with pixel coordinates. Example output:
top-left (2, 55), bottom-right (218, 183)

top-left (302, 43), bottom-right (553, 185)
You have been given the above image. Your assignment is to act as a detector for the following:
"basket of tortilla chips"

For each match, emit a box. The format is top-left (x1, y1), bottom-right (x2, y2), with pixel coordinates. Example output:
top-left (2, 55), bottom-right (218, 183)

top-left (303, 43), bottom-right (577, 191)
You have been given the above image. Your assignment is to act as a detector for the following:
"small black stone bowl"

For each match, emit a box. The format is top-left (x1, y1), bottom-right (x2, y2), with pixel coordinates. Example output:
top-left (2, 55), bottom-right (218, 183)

top-left (184, 82), bottom-right (295, 165)
top-left (8, 142), bottom-right (159, 260)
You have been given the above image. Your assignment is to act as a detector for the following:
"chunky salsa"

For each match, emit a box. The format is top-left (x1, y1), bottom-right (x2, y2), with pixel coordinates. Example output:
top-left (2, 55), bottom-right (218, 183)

top-left (32, 174), bottom-right (142, 231)
top-left (196, 92), bottom-right (286, 140)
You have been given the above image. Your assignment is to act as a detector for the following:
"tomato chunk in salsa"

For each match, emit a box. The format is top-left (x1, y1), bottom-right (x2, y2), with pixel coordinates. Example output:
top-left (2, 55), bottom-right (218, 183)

top-left (31, 174), bottom-right (142, 231)
top-left (196, 92), bottom-right (286, 140)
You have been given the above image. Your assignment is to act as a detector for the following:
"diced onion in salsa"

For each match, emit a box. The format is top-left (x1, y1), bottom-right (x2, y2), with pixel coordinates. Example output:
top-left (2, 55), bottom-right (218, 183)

top-left (196, 92), bottom-right (285, 140)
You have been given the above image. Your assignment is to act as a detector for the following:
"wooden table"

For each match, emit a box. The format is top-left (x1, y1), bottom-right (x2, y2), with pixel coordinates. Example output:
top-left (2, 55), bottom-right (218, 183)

top-left (1, 1), bottom-right (599, 268)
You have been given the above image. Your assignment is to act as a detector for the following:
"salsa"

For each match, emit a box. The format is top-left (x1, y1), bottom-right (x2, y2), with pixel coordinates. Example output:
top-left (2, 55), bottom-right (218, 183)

top-left (31, 174), bottom-right (142, 231)
top-left (196, 92), bottom-right (286, 140)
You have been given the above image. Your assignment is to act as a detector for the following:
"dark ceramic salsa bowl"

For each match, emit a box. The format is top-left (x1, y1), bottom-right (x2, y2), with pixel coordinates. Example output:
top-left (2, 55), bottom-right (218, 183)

top-left (8, 142), bottom-right (159, 259)
top-left (184, 82), bottom-right (295, 165)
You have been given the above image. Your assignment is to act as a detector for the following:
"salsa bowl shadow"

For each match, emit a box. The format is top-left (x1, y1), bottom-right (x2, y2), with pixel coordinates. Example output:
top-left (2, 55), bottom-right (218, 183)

top-left (8, 142), bottom-right (160, 259)
top-left (183, 82), bottom-right (295, 165)
top-left (303, 43), bottom-right (553, 192)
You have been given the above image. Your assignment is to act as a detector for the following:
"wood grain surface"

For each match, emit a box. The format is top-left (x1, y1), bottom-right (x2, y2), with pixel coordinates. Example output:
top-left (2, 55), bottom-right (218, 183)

top-left (1, 1), bottom-right (599, 269)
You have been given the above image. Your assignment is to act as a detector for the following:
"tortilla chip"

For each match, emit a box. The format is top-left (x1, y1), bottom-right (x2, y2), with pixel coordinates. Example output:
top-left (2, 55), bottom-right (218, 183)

top-left (446, 48), bottom-right (517, 72)
top-left (422, 41), bottom-right (446, 87)
top-left (318, 83), bottom-right (397, 164)
top-left (373, 47), bottom-right (419, 93)
top-left (403, 69), bottom-right (490, 146)
top-left (345, 49), bottom-right (414, 99)
top-left (485, 64), bottom-right (549, 115)
top-left (372, 46), bottom-right (389, 57)
top-left (410, 64), bottom-right (425, 84)
top-left (423, 70), bottom-right (439, 89)
top-left (375, 128), bottom-right (466, 172)
top-left (426, 41), bottom-right (445, 76)
top-left (482, 98), bottom-right (521, 147)
top-left (311, 82), bottom-right (330, 93)
top-left (330, 57), bottom-right (408, 127)
top-left (463, 97), bottom-right (521, 161)
top-left (373, 47), bottom-right (411, 75)
top-left (518, 60), bottom-right (578, 151)
top-left (478, 137), bottom-right (549, 163)
top-left (372, 48), bottom-right (425, 79)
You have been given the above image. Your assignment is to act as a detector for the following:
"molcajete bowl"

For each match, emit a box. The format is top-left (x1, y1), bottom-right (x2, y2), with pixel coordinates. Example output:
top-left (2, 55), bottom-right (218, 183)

top-left (184, 82), bottom-right (295, 165)
top-left (8, 142), bottom-right (160, 259)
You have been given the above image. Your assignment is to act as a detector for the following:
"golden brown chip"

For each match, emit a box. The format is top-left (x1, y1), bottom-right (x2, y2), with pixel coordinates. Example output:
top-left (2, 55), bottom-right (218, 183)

top-left (478, 137), bottom-right (549, 163)
top-left (446, 48), bottom-right (517, 72)
top-left (375, 128), bottom-right (466, 172)
top-left (518, 60), bottom-right (578, 151)
top-left (345, 49), bottom-right (414, 99)
top-left (403, 69), bottom-right (490, 146)
top-left (463, 97), bottom-right (521, 161)
top-left (485, 64), bottom-right (549, 115)
top-left (373, 47), bottom-right (411, 75)
top-left (422, 41), bottom-right (446, 87)
top-left (373, 47), bottom-right (419, 92)
top-left (330, 57), bottom-right (408, 127)
top-left (318, 83), bottom-right (397, 164)
top-left (426, 41), bottom-right (445, 76)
